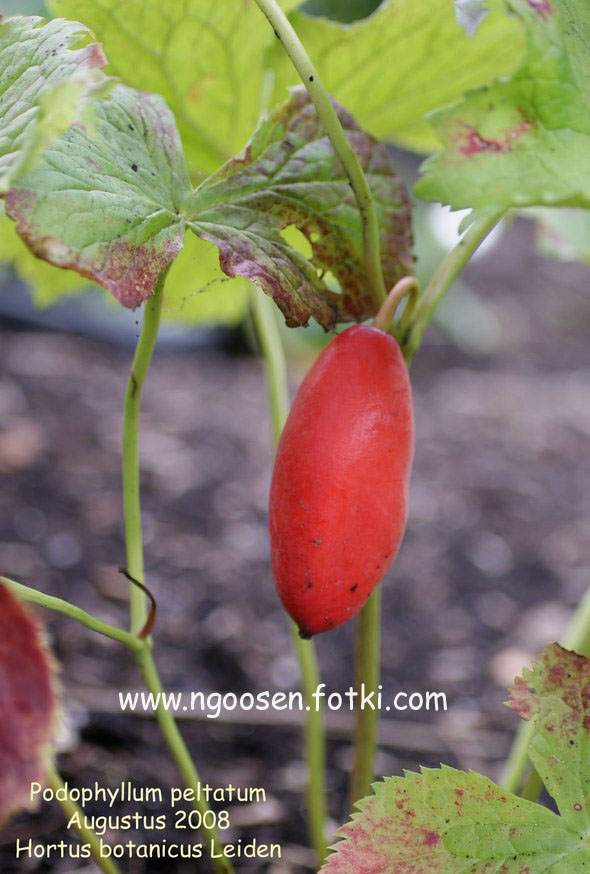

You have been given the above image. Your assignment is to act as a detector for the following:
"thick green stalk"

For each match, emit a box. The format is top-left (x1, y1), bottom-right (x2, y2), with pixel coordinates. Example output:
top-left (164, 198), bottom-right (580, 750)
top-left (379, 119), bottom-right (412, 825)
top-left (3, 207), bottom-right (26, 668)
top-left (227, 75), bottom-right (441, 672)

top-left (502, 589), bottom-right (590, 797)
top-left (252, 0), bottom-right (386, 312)
top-left (250, 286), bottom-right (328, 865)
top-left (122, 277), bottom-right (233, 874)
top-left (0, 575), bottom-right (144, 654)
top-left (46, 764), bottom-right (120, 874)
top-left (350, 589), bottom-right (381, 807)
top-left (403, 211), bottom-right (504, 362)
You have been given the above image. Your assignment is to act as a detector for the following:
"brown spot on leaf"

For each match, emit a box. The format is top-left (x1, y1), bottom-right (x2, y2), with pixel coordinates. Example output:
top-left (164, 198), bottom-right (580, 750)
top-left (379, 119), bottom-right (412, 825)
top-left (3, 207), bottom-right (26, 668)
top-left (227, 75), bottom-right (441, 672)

top-left (507, 676), bottom-right (539, 721)
top-left (457, 117), bottom-right (534, 157)
top-left (96, 237), bottom-right (183, 308)
top-left (459, 126), bottom-right (507, 156)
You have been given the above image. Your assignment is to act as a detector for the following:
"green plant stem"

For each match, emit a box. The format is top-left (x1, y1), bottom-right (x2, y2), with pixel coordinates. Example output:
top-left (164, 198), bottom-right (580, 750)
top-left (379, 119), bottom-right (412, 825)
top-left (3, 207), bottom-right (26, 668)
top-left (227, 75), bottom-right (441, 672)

top-left (250, 285), bottom-right (329, 865)
top-left (291, 629), bottom-right (328, 864)
top-left (403, 211), bottom-right (504, 363)
top-left (350, 588), bottom-right (381, 807)
top-left (250, 285), bottom-right (289, 445)
top-left (252, 0), bottom-right (386, 312)
top-left (46, 764), bottom-right (120, 874)
top-left (123, 274), bottom-right (164, 636)
top-left (0, 575), bottom-right (144, 654)
top-left (502, 589), bottom-right (590, 798)
top-left (122, 277), bottom-right (233, 874)
top-left (134, 646), bottom-right (233, 866)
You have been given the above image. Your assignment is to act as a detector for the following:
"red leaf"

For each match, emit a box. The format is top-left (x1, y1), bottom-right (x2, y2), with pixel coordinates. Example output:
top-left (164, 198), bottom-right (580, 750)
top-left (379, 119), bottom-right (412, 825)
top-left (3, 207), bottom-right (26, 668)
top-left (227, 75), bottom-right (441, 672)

top-left (0, 581), bottom-right (58, 824)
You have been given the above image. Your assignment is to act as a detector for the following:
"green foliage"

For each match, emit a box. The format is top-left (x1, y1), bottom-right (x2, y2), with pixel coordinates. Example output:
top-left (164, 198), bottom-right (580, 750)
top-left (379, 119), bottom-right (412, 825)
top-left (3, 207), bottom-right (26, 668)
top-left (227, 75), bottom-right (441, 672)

top-left (279, 0), bottom-right (523, 155)
top-left (2, 33), bottom-right (411, 328)
top-left (0, 203), bottom-right (249, 321)
top-left (322, 644), bottom-right (590, 872)
top-left (163, 233), bottom-right (249, 326)
top-left (184, 88), bottom-right (412, 329)
top-left (49, 0), bottom-right (298, 178)
top-left (508, 643), bottom-right (590, 830)
top-left (2, 0), bottom-right (523, 320)
top-left (416, 0), bottom-right (590, 217)
top-left (0, 15), bottom-right (109, 191)
top-left (5, 84), bottom-right (190, 309)
top-left (49, 0), bottom-right (522, 169)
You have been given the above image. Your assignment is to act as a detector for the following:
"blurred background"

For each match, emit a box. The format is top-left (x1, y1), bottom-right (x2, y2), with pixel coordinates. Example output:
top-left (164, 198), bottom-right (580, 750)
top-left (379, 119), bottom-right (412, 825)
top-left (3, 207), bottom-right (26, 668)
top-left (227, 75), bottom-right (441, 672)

top-left (1, 1), bottom-right (590, 872)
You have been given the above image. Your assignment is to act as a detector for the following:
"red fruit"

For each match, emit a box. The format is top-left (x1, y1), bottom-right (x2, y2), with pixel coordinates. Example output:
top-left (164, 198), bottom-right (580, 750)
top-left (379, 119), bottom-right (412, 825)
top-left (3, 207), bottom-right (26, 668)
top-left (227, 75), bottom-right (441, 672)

top-left (269, 324), bottom-right (414, 637)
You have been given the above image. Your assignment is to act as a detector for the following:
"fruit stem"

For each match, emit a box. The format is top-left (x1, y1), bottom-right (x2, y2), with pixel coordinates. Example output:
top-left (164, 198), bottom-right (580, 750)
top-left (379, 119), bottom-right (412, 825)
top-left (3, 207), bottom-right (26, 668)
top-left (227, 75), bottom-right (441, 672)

top-left (0, 575), bottom-right (145, 654)
top-left (372, 276), bottom-right (419, 334)
top-left (121, 273), bottom-right (233, 874)
top-left (46, 763), bottom-right (120, 874)
top-left (402, 211), bottom-right (504, 362)
top-left (502, 588), bottom-right (590, 797)
top-left (350, 588), bottom-right (381, 807)
top-left (250, 285), bottom-right (329, 866)
top-left (252, 0), bottom-right (387, 312)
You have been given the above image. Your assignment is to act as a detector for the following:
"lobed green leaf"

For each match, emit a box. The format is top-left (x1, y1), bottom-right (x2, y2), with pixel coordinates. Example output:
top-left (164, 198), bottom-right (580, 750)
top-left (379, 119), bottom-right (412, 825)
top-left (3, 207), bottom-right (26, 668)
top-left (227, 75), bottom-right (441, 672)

top-left (3, 79), bottom-right (411, 327)
top-left (322, 766), bottom-right (578, 873)
top-left (4, 84), bottom-right (190, 308)
top-left (325, 643), bottom-right (590, 872)
top-left (416, 0), bottom-right (590, 216)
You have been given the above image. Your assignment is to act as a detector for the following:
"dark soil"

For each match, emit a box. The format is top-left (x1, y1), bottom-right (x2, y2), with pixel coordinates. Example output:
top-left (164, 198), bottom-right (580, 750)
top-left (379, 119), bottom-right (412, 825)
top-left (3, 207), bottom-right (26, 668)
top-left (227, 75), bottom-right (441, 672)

top-left (1, 217), bottom-right (589, 872)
